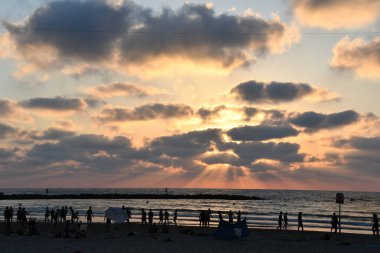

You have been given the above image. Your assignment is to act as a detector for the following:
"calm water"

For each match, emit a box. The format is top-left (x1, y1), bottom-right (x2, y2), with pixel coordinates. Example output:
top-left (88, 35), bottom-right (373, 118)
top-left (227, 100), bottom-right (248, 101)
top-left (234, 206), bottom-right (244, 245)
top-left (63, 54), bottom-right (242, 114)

top-left (0, 188), bottom-right (379, 234)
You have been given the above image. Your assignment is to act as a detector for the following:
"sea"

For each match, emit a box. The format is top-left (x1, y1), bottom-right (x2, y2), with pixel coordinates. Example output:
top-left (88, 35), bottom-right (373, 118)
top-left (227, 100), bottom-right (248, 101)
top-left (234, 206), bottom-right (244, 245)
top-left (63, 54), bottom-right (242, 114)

top-left (0, 188), bottom-right (379, 235)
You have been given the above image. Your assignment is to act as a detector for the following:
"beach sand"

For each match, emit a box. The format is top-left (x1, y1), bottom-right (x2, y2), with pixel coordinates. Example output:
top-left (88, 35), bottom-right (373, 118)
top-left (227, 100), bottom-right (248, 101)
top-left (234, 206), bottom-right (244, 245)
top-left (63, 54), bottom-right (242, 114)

top-left (0, 222), bottom-right (379, 253)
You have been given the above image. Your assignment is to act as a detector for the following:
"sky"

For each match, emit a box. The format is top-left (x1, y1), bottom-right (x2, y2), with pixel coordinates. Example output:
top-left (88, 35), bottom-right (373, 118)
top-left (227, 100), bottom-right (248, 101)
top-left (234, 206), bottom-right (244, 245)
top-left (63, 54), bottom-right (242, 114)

top-left (0, 0), bottom-right (380, 191)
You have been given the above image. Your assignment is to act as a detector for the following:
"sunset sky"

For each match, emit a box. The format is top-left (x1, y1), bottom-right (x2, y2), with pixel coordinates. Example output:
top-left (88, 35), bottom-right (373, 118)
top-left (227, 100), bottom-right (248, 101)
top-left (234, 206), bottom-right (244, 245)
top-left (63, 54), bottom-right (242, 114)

top-left (1, 0), bottom-right (380, 191)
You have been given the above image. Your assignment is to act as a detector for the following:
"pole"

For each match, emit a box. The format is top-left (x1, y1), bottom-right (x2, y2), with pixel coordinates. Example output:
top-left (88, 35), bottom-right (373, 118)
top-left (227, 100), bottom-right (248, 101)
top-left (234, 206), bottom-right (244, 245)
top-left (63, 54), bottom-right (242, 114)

top-left (339, 203), bottom-right (341, 233)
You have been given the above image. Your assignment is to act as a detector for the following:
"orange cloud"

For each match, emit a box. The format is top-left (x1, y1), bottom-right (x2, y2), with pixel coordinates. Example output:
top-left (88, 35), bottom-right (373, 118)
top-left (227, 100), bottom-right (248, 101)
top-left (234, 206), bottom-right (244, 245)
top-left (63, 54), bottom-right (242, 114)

top-left (330, 36), bottom-right (380, 79)
top-left (292, 0), bottom-right (380, 30)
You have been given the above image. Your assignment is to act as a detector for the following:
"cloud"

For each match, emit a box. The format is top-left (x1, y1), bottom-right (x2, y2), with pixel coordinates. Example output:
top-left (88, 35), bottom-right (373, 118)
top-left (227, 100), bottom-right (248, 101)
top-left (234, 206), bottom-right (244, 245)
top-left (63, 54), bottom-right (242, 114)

top-left (96, 103), bottom-right (193, 122)
top-left (197, 105), bottom-right (226, 121)
top-left (334, 136), bottom-right (380, 151)
top-left (2, 1), bottom-right (299, 76)
top-left (227, 125), bottom-right (299, 141)
top-left (83, 82), bottom-right (166, 98)
top-left (230, 141), bottom-right (305, 164)
top-left (289, 110), bottom-right (359, 132)
top-left (35, 128), bottom-right (76, 140)
top-left (230, 80), bottom-right (337, 103)
top-left (20, 97), bottom-right (85, 111)
top-left (0, 123), bottom-right (18, 138)
top-left (291, 0), bottom-right (380, 29)
top-left (19, 96), bottom-right (103, 111)
top-left (330, 36), bottom-right (380, 79)
top-left (0, 99), bottom-right (30, 120)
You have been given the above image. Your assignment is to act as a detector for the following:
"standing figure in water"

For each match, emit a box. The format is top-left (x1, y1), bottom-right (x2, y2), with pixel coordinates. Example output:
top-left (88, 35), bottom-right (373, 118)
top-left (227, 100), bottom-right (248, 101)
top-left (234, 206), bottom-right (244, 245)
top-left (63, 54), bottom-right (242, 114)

top-left (173, 209), bottom-right (178, 225)
top-left (86, 206), bottom-right (94, 224)
top-left (297, 212), bottom-right (304, 232)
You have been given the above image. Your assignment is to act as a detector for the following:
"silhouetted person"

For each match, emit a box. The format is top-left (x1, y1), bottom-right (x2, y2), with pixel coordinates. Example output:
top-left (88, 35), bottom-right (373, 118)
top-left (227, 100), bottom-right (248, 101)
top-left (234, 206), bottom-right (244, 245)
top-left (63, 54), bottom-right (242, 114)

top-left (372, 213), bottom-right (379, 235)
top-left (9, 207), bottom-right (14, 222)
top-left (44, 207), bottom-right (50, 222)
top-left (50, 208), bottom-right (55, 223)
top-left (284, 213), bottom-right (288, 230)
top-left (237, 210), bottom-right (241, 223)
top-left (159, 209), bottom-right (163, 224)
top-left (173, 209), bottom-right (178, 225)
top-left (164, 210), bottom-right (169, 225)
top-left (228, 210), bottom-right (234, 224)
top-left (86, 206), bottom-right (94, 224)
top-left (331, 213), bottom-right (338, 233)
top-left (141, 209), bottom-right (147, 225)
top-left (126, 207), bottom-right (131, 224)
top-left (298, 212), bottom-right (304, 232)
top-left (206, 208), bottom-right (211, 227)
top-left (69, 207), bottom-right (75, 223)
top-left (199, 210), bottom-right (205, 227)
top-left (277, 212), bottom-right (283, 230)
top-left (148, 209), bottom-right (154, 225)
top-left (218, 211), bottom-right (223, 221)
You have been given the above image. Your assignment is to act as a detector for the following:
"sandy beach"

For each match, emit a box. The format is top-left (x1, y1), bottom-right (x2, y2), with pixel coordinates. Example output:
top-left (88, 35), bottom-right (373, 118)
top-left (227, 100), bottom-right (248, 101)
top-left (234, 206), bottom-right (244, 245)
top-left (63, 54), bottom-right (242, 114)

top-left (0, 222), bottom-right (379, 253)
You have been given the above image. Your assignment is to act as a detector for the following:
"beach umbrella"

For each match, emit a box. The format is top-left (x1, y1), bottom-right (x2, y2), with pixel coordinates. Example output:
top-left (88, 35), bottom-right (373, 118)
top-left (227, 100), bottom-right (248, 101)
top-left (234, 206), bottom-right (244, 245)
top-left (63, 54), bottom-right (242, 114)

top-left (105, 207), bottom-right (128, 223)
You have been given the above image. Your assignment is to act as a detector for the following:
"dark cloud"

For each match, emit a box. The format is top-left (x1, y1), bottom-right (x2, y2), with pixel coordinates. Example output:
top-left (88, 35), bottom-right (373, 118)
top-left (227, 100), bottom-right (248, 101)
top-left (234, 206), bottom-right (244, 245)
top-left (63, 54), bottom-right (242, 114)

top-left (148, 128), bottom-right (223, 158)
top-left (84, 97), bottom-right (106, 108)
top-left (20, 97), bottom-right (85, 111)
top-left (242, 107), bottom-right (259, 121)
top-left (36, 128), bottom-right (76, 140)
top-left (197, 105), bottom-right (226, 121)
top-left (4, 1), bottom-right (296, 69)
top-left (85, 82), bottom-right (159, 98)
top-left (97, 103), bottom-right (193, 122)
top-left (334, 136), bottom-right (380, 151)
top-left (227, 125), bottom-right (298, 141)
top-left (230, 80), bottom-right (320, 103)
top-left (289, 110), bottom-right (359, 132)
top-left (0, 148), bottom-right (15, 159)
top-left (231, 141), bottom-right (305, 163)
top-left (201, 153), bottom-right (241, 166)
top-left (0, 123), bottom-right (17, 138)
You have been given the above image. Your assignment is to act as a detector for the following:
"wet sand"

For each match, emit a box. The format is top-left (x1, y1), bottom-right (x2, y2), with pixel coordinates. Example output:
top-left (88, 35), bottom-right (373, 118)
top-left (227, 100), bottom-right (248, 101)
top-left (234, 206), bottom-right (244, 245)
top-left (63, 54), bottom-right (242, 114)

top-left (0, 222), bottom-right (379, 253)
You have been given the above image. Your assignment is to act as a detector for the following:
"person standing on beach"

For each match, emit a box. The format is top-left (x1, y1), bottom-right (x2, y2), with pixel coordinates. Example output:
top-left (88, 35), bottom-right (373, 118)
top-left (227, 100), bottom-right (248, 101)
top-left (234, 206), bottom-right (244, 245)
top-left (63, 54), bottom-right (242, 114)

top-left (148, 209), bottom-right (154, 225)
top-left (173, 209), bottom-right (178, 225)
top-left (228, 210), bottom-right (234, 224)
top-left (297, 212), bottom-right (304, 232)
top-left (206, 208), bottom-right (211, 227)
top-left (159, 209), bottom-right (164, 224)
top-left (283, 213), bottom-right (288, 230)
top-left (50, 208), bottom-right (55, 223)
top-left (44, 207), bottom-right (50, 222)
top-left (10, 207), bottom-right (14, 222)
top-left (237, 210), bottom-right (241, 223)
top-left (141, 209), bottom-right (147, 225)
top-left (331, 213), bottom-right (338, 233)
top-left (86, 206), bottom-right (94, 224)
top-left (277, 212), bottom-right (283, 230)
top-left (164, 210), bottom-right (169, 225)
top-left (218, 211), bottom-right (223, 221)
top-left (372, 213), bottom-right (379, 235)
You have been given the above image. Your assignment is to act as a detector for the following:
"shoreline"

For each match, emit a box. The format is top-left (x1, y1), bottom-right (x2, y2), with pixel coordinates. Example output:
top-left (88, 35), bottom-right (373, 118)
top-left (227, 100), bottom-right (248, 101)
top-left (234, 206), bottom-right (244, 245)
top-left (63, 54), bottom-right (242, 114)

top-left (0, 193), bottom-right (263, 200)
top-left (0, 222), bottom-right (379, 253)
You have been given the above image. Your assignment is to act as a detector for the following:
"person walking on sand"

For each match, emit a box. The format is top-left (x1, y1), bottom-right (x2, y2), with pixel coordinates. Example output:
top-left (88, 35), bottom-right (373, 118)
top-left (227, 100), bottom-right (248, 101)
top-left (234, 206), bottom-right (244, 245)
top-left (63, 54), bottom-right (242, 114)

top-left (141, 209), bottom-right (147, 225)
top-left (298, 212), bottom-right (304, 232)
top-left (173, 209), bottom-right (178, 225)
top-left (372, 213), bottom-right (379, 235)
top-left (277, 212), bottom-right (283, 230)
top-left (148, 209), bottom-right (154, 226)
top-left (164, 210), bottom-right (169, 225)
top-left (331, 213), bottom-right (338, 233)
top-left (86, 206), bottom-right (94, 224)
top-left (218, 211), bottom-right (223, 221)
top-left (283, 212), bottom-right (288, 230)
top-left (228, 210), bottom-right (234, 224)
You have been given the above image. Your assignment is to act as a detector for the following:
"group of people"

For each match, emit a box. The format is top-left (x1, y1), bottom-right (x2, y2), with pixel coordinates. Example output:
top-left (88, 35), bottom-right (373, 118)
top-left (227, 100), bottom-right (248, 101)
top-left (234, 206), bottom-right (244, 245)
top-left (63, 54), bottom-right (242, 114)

top-left (277, 212), bottom-right (303, 231)
top-left (3, 205), bottom-right (29, 225)
top-left (2, 205), bottom-right (379, 235)
top-left (139, 208), bottom-right (177, 226)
